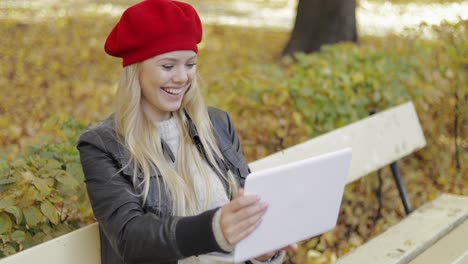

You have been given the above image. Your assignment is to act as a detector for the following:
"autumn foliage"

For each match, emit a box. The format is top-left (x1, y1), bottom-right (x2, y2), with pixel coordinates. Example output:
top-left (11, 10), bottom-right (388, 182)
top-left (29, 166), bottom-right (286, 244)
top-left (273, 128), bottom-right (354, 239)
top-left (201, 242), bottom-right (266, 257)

top-left (0, 2), bottom-right (466, 263)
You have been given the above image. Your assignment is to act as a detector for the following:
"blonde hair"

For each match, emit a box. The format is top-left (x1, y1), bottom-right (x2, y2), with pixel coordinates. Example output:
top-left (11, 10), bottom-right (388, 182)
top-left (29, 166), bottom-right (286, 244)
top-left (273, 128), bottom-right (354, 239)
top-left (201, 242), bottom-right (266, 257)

top-left (114, 64), bottom-right (237, 216)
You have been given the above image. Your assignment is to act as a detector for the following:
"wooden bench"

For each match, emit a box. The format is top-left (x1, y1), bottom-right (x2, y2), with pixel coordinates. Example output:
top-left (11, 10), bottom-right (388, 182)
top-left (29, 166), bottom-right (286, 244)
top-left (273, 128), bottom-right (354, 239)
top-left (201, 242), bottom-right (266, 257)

top-left (250, 102), bottom-right (468, 264)
top-left (1, 102), bottom-right (467, 264)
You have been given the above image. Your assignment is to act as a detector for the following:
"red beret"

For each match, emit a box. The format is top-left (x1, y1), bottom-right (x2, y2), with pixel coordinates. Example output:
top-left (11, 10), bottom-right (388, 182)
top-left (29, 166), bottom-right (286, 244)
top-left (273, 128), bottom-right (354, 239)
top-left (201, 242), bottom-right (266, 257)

top-left (104, 0), bottom-right (203, 67)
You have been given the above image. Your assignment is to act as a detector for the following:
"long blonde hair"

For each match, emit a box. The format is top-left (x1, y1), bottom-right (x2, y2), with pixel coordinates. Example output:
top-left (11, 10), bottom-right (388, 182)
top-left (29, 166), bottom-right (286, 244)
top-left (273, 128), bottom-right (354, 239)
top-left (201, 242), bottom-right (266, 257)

top-left (114, 64), bottom-right (237, 216)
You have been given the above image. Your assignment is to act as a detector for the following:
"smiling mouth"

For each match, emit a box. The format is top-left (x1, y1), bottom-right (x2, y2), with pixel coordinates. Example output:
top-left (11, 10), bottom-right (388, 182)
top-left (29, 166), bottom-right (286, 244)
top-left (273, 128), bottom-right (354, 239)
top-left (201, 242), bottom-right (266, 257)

top-left (162, 87), bottom-right (183, 95)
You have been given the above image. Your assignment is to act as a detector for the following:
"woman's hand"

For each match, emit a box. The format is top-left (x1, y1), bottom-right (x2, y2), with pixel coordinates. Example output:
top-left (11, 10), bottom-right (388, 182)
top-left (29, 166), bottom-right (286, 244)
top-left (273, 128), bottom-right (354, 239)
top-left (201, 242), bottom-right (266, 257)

top-left (253, 244), bottom-right (297, 262)
top-left (220, 189), bottom-right (268, 245)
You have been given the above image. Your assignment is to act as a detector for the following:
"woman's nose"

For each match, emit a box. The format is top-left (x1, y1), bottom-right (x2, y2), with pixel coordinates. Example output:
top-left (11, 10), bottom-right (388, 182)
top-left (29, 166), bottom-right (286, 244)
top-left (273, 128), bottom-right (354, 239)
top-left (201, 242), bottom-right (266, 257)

top-left (172, 66), bottom-right (189, 83)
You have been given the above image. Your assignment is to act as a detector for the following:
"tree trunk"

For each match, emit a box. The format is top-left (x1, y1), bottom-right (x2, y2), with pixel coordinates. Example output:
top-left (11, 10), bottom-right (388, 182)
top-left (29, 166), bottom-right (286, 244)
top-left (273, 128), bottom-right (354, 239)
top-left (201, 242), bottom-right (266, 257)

top-left (282, 0), bottom-right (357, 57)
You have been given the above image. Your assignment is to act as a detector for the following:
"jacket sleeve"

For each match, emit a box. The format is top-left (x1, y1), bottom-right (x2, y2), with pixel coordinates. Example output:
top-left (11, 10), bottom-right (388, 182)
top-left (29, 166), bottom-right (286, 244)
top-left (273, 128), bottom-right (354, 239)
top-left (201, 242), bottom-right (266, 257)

top-left (78, 130), bottom-right (224, 263)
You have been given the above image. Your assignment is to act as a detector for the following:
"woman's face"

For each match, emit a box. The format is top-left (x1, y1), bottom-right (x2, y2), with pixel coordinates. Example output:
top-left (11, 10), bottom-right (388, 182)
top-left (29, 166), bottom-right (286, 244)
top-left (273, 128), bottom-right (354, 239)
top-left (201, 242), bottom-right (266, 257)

top-left (139, 50), bottom-right (197, 122)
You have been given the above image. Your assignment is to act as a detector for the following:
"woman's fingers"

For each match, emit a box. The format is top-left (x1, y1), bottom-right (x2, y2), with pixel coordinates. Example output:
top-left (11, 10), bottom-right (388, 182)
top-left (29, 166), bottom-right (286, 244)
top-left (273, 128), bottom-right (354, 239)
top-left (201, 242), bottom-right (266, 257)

top-left (226, 213), bottom-right (263, 244)
top-left (222, 204), bottom-right (266, 239)
top-left (254, 244), bottom-right (297, 261)
top-left (234, 188), bottom-right (244, 199)
top-left (225, 193), bottom-right (259, 213)
top-left (224, 199), bottom-right (267, 225)
top-left (221, 202), bottom-right (267, 244)
top-left (287, 243), bottom-right (298, 251)
top-left (254, 251), bottom-right (277, 262)
top-left (220, 190), bottom-right (269, 245)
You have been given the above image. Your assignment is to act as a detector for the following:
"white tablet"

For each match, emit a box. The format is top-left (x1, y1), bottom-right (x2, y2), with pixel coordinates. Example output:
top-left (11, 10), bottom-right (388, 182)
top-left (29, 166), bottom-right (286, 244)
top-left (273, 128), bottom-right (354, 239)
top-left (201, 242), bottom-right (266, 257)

top-left (202, 148), bottom-right (352, 263)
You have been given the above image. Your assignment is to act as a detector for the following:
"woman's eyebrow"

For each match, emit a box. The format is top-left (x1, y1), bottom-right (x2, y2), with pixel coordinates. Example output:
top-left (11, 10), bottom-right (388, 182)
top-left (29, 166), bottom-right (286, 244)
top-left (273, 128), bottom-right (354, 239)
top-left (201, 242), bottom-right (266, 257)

top-left (157, 56), bottom-right (197, 62)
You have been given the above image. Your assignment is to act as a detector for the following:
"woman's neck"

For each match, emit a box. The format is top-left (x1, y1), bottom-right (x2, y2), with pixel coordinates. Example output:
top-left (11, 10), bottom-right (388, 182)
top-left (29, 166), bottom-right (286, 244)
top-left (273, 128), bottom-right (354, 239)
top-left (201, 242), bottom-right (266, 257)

top-left (141, 100), bottom-right (172, 122)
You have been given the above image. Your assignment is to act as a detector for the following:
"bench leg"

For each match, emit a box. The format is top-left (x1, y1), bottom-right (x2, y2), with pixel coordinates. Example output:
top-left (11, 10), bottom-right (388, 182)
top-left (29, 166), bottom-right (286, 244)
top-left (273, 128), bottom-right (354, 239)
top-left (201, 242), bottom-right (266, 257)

top-left (390, 162), bottom-right (413, 215)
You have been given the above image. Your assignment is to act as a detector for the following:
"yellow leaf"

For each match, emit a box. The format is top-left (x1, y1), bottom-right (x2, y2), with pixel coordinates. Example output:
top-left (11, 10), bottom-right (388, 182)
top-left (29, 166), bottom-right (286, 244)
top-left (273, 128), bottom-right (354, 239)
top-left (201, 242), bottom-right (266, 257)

top-left (0, 212), bottom-right (13, 234)
top-left (0, 116), bottom-right (10, 129)
top-left (11, 230), bottom-right (26, 243)
top-left (41, 201), bottom-right (58, 225)
top-left (32, 177), bottom-right (51, 196)
top-left (18, 187), bottom-right (39, 208)
top-left (5, 206), bottom-right (23, 225)
top-left (23, 206), bottom-right (43, 227)
top-left (307, 249), bottom-right (321, 258)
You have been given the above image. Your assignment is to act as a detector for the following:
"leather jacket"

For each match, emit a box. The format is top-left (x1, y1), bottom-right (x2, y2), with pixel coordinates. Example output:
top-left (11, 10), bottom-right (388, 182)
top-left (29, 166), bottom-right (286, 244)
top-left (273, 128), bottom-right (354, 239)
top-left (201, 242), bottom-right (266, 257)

top-left (77, 107), bottom-right (251, 264)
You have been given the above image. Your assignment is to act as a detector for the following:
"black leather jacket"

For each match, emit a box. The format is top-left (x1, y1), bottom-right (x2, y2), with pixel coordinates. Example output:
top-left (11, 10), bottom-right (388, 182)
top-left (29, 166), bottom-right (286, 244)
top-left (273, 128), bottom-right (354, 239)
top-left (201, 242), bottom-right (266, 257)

top-left (77, 107), bottom-right (251, 264)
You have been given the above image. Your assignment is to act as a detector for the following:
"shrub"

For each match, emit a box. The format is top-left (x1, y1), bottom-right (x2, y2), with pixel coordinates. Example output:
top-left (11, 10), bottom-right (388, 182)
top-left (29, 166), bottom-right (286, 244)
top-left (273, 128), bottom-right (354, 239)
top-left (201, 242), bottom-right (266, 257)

top-left (207, 43), bottom-right (416, 160)
top-left (0, 119), bottom-right (93, 257)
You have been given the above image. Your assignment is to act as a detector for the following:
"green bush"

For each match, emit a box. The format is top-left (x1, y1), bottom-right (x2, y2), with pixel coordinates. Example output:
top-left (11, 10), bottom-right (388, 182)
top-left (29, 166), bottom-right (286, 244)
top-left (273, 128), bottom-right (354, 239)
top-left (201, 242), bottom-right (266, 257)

top-left (209, 42), bottom-right (415, 149)
top-left (0, 119), bottom-right (93, 257)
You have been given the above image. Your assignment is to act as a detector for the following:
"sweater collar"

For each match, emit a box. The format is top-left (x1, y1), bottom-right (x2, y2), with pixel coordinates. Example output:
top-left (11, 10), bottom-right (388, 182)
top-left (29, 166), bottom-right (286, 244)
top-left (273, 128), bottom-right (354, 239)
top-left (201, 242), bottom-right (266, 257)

top-left (159, 110), bottom-right (199, 163)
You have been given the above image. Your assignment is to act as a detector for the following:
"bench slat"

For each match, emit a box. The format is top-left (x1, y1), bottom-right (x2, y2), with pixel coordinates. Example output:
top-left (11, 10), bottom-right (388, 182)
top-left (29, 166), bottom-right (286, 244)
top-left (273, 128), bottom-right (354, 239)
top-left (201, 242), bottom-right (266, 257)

top-left (0, 223), bottom-right (100, 264)
top-left (249, 102), bottom-right (426, 183)
top-left (337, 194), bottom-right (468, 264)
top-left (453, 251), bottom-right (468, 264)
top-left (408, 218), bottom-right (468, 264)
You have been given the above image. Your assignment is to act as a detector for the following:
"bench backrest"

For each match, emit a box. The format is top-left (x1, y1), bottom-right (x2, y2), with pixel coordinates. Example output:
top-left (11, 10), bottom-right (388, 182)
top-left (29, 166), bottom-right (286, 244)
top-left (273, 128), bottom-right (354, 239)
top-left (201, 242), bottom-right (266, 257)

top-left (0, 101), bottom-right (426, 264)
top-left (250, 101), bottom-right (426, 184)
top-left (0, 223), bottom-right (100, 264)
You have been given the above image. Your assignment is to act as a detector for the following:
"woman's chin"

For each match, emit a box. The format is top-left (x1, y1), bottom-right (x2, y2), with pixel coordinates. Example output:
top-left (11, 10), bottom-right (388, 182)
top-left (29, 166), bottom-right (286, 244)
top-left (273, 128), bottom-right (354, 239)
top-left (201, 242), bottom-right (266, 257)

top-left (164, 102), bottom-right (184, 113)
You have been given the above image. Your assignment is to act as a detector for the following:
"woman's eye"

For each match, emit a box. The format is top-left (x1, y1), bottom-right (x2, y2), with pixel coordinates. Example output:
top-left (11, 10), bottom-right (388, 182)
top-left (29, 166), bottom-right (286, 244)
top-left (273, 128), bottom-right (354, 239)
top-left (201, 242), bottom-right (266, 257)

top-left (162, 65), bottom-right (174, 70)
top-left (186, 63), bottom-right (197, 68)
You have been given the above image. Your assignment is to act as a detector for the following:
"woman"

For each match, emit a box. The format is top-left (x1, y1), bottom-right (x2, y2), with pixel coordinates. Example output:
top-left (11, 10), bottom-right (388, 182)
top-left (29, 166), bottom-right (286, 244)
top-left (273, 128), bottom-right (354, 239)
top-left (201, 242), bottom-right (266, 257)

top-left (77, 0), bottom-right (289, 263)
